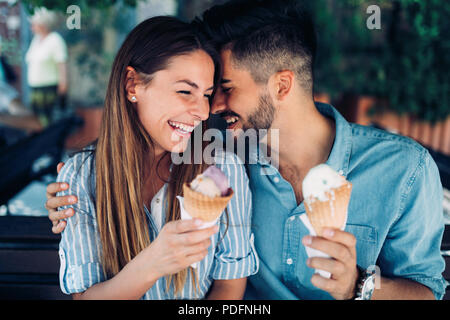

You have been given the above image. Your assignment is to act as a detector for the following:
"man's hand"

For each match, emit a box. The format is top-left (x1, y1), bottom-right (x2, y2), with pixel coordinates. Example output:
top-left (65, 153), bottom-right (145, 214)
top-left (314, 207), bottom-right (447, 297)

top-left (45, 162), bottom-right (76, 234)
top-left (302, 228), bottom-right (358, 300)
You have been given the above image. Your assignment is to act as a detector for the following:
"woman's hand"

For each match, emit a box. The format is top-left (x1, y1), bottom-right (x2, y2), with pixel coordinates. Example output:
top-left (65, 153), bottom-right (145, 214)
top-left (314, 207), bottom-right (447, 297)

top-left (141, 219), bottom-right (219, 279)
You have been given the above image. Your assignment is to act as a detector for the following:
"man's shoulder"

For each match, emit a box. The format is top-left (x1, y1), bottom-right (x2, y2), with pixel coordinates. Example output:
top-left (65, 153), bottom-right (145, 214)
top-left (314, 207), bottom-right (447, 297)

top-left (349, 123), bottom-right (428, 164)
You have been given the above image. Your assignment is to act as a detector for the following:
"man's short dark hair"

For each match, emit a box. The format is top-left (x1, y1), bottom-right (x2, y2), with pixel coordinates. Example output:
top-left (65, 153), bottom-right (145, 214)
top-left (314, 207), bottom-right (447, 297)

top-left (197, 0), bottom-right (317, 94)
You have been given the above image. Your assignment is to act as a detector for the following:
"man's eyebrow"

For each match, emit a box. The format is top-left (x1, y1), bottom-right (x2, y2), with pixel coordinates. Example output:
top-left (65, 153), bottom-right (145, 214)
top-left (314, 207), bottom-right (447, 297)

top-left (175, 79), bottom-right (214, 91)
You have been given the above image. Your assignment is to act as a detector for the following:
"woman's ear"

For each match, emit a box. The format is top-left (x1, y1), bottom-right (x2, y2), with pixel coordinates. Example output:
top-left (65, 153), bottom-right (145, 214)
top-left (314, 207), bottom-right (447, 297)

top-left (125, 66), bottom-right (139, 103)
top-left (269, 70), bottom-right (294, 102)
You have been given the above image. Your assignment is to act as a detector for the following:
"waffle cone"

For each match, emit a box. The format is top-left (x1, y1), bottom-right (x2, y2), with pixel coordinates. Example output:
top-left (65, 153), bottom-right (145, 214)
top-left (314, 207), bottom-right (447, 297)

top-left (182, 183), bottom-right (234, 222)
top-left (304, 182), bottom-right (352, 236)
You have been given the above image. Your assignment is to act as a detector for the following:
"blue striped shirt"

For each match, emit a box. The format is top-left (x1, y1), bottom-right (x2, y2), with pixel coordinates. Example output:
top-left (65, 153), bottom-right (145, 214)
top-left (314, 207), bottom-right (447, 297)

top-left (57, 149), bottom-right (258, 299)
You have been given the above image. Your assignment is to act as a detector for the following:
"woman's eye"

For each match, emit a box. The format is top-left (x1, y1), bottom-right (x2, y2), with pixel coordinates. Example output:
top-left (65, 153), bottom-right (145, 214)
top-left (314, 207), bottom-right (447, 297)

top-left (222, 87), bottom-right (232, 93)
top-left (204, 94), bottom-right (212, 99)
top-left (177, 90), bottom-right (191, 95)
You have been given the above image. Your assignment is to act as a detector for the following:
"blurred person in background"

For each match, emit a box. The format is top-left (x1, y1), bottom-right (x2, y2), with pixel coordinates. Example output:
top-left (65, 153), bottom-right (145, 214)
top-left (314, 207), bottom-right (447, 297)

top-left (26, 7), bottom-right (68, 128)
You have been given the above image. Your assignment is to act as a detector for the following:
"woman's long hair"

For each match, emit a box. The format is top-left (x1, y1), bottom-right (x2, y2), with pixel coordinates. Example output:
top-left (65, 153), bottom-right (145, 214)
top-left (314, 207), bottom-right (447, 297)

top-left (95, 16), bottom-right (221, 295)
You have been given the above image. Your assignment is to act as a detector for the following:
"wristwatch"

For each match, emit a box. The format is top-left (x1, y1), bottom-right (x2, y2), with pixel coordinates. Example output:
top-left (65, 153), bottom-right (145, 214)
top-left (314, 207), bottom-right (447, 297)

top-left (354, 266), bottom-right (376, 300)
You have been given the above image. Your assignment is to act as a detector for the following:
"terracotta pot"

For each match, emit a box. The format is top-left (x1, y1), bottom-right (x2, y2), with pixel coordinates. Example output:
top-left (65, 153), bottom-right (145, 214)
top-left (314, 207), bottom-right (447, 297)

top-left (408, 117), bottom-right (421, 142)
top-left (65, 107), bottom-right (103, 150)
top-left (398, 114), bottom-right (412, 137)
top-left (324, 93), bottom-right (450, 155)
top-left (354, 96), bottom-right (377, 126)
top-left (405, 116), bottom-right (449, 155)
top-left (429, 120), bottom-right (443, 152)
top-left (418, 120), bottom-right (433, 147)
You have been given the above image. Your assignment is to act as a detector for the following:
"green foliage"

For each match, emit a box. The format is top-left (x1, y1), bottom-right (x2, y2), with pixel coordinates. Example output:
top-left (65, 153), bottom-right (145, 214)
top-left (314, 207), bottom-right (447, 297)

top-left (310, 0), bottom-right (450, 122)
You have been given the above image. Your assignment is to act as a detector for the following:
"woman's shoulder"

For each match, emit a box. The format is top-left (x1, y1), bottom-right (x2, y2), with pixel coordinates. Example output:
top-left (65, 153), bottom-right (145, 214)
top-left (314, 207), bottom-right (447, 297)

top-left (213, 150), bottom-right (244, 167)
top-left (212, 150), bottom-right (249, 183)
top-left (57, 148), bottom-right (96, 185)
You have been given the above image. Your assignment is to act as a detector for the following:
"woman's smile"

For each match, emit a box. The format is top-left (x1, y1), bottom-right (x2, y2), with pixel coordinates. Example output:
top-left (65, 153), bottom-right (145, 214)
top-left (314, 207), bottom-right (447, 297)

top-left (168, 120), bottom-right (196, 137)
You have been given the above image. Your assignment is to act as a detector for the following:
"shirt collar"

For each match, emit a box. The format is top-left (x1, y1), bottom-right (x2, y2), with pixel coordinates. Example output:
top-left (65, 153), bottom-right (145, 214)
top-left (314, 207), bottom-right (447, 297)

top-left (249, 102), bottom-right (352, 177)
top-left (317, 102), bottom-right (352, 178)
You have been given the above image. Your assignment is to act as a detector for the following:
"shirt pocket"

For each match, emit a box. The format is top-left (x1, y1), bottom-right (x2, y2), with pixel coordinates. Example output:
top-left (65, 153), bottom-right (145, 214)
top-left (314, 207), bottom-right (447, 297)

top-left (344, 224), bottom-right (378, 268)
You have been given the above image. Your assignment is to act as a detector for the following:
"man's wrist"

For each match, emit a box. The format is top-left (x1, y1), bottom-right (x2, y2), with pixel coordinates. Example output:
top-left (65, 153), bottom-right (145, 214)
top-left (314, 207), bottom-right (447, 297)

top-left (353, 265), bottom-right (376, 300)
top-left (346, 266), bottom-right (360, 300)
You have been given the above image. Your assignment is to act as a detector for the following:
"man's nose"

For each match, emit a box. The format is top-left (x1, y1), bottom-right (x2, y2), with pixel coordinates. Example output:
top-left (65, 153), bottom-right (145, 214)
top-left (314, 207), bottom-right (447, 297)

top-left (211, 89), bottom-right (227, 115)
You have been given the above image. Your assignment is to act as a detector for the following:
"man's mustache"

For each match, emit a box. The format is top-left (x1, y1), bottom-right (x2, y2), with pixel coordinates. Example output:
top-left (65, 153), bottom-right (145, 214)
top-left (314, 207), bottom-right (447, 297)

top-left (218, 111), bottom-right (240, 118)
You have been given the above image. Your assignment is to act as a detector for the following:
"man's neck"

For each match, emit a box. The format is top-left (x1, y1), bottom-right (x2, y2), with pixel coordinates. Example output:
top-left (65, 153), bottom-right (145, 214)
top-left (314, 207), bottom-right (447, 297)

top-left (266, 99), bottom-right (336, 180)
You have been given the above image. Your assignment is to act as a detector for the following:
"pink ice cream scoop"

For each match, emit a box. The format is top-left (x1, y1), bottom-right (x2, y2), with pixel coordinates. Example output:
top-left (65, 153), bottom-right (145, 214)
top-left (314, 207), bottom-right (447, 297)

top-left (190, 166), bottom-right (230, 197)
top-left (202, 166), bottom-right (229, 196)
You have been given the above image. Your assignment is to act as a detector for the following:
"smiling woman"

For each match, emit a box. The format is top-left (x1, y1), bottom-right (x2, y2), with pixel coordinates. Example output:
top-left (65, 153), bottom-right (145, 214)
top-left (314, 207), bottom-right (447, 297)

top-left (52, 15), bottom-right (258, 300)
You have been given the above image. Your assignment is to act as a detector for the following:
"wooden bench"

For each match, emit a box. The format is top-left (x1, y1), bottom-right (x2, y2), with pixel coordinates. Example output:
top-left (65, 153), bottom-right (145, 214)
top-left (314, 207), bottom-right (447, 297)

top-left (0, 216), bottom-right (68, 299)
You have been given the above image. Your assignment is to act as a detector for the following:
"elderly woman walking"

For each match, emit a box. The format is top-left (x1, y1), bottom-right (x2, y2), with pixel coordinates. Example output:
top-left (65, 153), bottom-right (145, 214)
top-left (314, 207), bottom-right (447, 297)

top-left (25, 7), bottom-right (68, 128)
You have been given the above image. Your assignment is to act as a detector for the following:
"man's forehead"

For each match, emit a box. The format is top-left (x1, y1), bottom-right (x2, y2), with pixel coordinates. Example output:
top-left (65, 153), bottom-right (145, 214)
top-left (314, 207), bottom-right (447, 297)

top-left (220, 49), bottom-right (245, 82)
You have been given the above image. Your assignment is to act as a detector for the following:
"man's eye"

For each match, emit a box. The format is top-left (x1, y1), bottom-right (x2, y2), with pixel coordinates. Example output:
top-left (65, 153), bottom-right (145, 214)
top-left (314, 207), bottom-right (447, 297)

top-left (221, 87), bottom-right (232, 93)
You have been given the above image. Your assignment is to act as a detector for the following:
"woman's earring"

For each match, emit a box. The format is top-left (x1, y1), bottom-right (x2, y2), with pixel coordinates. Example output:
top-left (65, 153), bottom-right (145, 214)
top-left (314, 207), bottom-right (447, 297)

top-left (131, 96), bottom-right (137, 102)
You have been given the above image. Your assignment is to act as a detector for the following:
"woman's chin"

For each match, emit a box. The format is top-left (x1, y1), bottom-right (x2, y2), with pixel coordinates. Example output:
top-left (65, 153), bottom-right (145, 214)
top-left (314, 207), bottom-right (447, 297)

top-left (166, 141), bottom-right (190, 154)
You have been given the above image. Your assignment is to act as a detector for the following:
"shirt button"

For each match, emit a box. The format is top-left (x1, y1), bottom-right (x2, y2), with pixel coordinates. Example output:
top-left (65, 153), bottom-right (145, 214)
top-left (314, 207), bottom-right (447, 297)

top-left (273, 177), bottom-right (280, 183)
top-left (338, 170), bottom-right (344, 175)
top-left (289, 216), bottom-right (295, 221)
top-left (286, 258), bottom-right (293, 265)
top-left (155, 198), bottom-right (160, 204)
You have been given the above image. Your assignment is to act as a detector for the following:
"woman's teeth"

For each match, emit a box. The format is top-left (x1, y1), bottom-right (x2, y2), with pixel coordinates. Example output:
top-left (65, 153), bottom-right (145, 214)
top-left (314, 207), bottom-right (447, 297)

top-left (168, 120), bottom-right (195, 133)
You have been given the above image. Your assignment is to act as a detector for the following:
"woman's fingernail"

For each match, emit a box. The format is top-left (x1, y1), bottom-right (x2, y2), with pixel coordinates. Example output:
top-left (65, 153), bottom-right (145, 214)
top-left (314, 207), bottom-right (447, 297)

top-left (303, 236), bottom-right (312, 246)
top-left (68, 196), bottom-right (76, 203)
top-left (194, 219), bottom-right (203, 226)
top-left (61, 183), bottom-right (68, 189)
top-left (65, 209), bottom-right (73, 217)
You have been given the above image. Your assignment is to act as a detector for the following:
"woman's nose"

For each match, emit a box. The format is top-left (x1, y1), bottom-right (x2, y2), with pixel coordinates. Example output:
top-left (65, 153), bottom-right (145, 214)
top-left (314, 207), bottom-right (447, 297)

top-left (191, 97), bottom-right (210, 121)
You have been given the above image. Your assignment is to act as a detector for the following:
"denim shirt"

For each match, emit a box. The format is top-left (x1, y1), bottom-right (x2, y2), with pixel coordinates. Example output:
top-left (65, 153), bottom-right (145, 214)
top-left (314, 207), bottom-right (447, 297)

top-left (245, 103), bottom-right (447, 300)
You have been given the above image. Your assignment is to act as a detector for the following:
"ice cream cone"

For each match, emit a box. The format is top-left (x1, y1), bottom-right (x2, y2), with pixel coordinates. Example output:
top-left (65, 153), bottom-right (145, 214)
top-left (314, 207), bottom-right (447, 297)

top-left (182, 183), bottom-right (234, 222)
top-left (304, 182), bottom-right (352, 236)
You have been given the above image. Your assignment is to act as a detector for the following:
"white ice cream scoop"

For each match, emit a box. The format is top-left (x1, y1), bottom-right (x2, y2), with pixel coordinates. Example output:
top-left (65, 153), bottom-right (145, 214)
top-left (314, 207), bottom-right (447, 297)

top-left (302, 164), bottom-right (346, 201)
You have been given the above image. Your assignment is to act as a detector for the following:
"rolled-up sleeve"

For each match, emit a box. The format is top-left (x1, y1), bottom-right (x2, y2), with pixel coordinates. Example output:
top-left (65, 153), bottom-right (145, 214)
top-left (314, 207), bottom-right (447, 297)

top-left (378, 150), bottom-right (448, 299)
top-left (211, 152), bottom-right (259, 280)
top-left (57, 152), bottom-right (105, 294)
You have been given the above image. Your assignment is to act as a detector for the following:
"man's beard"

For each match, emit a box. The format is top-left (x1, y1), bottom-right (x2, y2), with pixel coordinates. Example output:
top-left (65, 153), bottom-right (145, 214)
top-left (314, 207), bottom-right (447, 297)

top-left (242, 91), bottom-right (276, 133)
